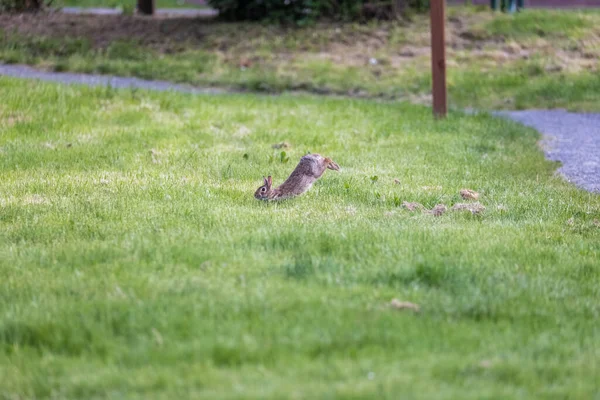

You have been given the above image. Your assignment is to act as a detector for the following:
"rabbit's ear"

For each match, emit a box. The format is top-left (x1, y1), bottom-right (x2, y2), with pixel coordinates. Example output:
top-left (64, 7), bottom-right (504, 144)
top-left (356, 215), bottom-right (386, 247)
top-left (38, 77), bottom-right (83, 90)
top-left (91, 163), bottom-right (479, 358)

top-left (267, 176), bottom-right (273, 188)
top-left (263, 176), bottom-right (269, 186)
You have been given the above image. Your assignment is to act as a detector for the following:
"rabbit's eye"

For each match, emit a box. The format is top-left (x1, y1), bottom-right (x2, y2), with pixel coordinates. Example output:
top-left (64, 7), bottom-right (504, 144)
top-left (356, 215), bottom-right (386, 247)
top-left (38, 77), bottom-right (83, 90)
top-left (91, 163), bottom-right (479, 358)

top-left (261, 187), bottom-right (266, 192)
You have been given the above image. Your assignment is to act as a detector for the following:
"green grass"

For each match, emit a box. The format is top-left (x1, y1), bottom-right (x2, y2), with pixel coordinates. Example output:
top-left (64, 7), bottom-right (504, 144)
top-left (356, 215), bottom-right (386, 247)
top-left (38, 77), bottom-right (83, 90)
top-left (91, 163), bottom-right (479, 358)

top-left (1, 8), bottom-right (600, 111)
top-left (483, 9), bottom-right (594, 39)
top-left (1, 77), bottom-right (600, 399)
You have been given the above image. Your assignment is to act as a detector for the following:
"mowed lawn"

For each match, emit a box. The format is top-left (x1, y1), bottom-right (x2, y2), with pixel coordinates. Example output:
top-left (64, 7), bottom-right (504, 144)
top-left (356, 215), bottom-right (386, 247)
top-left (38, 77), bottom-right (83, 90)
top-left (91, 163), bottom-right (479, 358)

top-left (1, 77), bottom-right (599, 399)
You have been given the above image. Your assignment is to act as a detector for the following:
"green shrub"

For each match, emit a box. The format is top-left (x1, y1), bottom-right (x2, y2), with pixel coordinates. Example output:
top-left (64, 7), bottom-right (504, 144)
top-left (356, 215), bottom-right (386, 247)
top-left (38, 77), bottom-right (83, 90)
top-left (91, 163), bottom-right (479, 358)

top-left (0, 0), bottom-right (53, 11)
top-left (207, 0), bottom-right (430, 24)
top-left (407, 0), bottom-right (429, 13)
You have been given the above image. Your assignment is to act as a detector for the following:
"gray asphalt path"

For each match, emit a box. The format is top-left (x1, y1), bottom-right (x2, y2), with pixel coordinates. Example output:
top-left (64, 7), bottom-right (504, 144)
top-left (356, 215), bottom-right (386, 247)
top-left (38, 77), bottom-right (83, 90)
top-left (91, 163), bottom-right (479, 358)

top-left (1, 64), bottom-right (598, 193)
top-left (495, 110), bottom-right (600, 193)
top-left (60, 6), bottom-right (218, 17)
top-left (0, 64), bottom-right (226, 95)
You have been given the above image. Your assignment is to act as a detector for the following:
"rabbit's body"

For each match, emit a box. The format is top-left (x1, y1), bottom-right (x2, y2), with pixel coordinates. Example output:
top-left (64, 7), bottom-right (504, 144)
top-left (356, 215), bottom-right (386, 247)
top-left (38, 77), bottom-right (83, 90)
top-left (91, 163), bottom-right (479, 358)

top-left (255, 153), bottom-right (340, 200)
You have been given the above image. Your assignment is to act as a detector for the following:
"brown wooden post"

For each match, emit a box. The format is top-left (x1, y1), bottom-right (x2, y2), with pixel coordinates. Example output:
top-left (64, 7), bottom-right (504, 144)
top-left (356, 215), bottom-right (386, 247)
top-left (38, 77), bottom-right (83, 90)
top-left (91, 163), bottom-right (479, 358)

top-left (430, 0), bottom-right (447, 118)
top-left (137, 0), bottom-right (155, 15)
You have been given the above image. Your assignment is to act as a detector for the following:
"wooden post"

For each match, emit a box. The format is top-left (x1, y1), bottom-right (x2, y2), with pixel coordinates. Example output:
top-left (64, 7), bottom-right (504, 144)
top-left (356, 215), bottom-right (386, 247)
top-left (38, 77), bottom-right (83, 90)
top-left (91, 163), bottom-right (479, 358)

top-left (137, 0), bottom-right (155, 15)
top-left (430, 0), bottom-right (447, 118)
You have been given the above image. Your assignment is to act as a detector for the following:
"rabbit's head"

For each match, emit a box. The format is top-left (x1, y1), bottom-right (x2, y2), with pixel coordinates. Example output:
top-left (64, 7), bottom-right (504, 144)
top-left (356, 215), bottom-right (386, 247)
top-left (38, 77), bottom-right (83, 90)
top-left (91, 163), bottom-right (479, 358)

top-left (254, 176), bottom-right (273, 200)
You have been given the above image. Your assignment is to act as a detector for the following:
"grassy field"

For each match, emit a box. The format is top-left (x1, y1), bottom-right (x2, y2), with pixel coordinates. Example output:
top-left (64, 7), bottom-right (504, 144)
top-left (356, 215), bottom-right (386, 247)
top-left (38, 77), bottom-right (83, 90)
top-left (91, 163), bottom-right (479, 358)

top-left (1, 8), bottom-right (600, 111)
top-left (1, 77), bottom-right (599, 399)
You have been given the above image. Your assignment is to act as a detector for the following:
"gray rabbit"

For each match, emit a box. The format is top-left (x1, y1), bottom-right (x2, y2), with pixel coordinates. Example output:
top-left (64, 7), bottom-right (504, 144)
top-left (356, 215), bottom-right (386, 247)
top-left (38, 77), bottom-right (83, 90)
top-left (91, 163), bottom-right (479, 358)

top-left (255, 153), bottom-right (340, 200)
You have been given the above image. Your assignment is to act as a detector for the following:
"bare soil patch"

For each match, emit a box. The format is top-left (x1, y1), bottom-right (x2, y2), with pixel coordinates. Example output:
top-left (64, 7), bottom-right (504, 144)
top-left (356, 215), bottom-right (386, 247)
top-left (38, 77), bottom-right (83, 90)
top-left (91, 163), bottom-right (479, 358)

top-left (0, 13), bottom-right (213, 49)
top-left (2, 11), bottom-right (598, 74)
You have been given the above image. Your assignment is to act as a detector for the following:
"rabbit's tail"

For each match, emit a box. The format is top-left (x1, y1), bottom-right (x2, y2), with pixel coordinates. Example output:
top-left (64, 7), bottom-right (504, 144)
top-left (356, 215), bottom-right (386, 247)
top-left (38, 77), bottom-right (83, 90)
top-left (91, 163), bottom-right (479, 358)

top-left (325, 158), bottom-right (340, 171)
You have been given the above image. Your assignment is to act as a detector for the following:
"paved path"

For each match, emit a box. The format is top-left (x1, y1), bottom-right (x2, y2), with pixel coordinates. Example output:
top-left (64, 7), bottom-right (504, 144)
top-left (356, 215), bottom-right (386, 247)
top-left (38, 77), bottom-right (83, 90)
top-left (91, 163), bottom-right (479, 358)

top-left (1, 64), bottom-right (598, 193)
top-left (463, 0), bottom-right (600, 7)
top-left (0, 64), bottom-right (226, 95)
top-left (495, 110), bottom-right (600, 193)
top-left (60, 6), bottom-right (218, 17)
